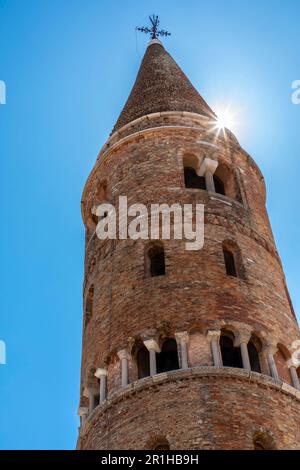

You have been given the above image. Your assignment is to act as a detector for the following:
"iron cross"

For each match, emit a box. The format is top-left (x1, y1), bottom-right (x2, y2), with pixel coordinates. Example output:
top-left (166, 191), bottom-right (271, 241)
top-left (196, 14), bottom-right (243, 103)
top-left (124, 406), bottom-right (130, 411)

top-left (136, 15), bottom-right (171, 40)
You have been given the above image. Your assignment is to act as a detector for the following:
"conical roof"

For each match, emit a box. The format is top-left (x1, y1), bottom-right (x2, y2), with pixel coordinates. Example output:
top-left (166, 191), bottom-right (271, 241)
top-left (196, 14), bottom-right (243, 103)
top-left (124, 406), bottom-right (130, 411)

top-left (112, 40), bottom-right (216, 133)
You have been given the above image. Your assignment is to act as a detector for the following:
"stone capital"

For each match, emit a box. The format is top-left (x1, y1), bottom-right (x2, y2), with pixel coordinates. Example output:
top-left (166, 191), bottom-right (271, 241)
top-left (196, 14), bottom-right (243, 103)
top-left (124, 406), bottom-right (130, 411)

top-left (206, 330), bottom-right (221, 342)
top-left (78, 406), bottom-right (88, 417)
top-left (143, 338), bottom-right (161, 353)
top-left (175, 331), bottom-right (189, 344)
top-left (198, 157), bottom-right (218, 176)
top-left (263, 344), bottom-right (278, 356)
top-left (234, 331), bottom-right (251, 347)
top-left (117, 349), bottom-right (131, 361)
top-left (287, 358), bottom-right (300, 369)
top-left (94, 368), bottom-right (107, 379)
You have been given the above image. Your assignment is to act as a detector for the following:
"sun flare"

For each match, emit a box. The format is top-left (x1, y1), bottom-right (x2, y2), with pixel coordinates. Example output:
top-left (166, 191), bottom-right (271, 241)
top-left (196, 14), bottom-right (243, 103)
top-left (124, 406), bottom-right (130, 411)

top-left (213, 107), bottom-right (238, 134)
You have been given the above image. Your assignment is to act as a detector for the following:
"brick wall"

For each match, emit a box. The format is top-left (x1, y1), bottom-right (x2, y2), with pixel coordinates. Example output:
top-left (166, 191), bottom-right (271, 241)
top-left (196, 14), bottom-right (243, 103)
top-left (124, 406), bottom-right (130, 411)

top-left (78, 369), bottom-right (300, 450)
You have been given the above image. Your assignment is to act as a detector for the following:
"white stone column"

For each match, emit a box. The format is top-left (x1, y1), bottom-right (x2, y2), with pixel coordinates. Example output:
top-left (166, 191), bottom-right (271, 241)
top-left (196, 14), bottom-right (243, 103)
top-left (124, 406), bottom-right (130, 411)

top-left (144, 339), bottom-right (160, 376)
top-left (288, 360), bottom-right (300, 391)
top-left (175, 331), bottom-right (189, 369)
top-left (198, 157), bottom-right (218, 193)
top-left (234, 332), bottom-right (251, 371)
top-left (78, 406), bottom-right (88, 426)
top-left (117, 349), bottom-right (131, 387)
top-left (205, 170), bottom-right (215, 192)
top-left (95, 368), bottom-right (107, 404)
top-left (264, 345), bottom-right (279, 380)
top-left (207, 330), bottom-right (223, 367)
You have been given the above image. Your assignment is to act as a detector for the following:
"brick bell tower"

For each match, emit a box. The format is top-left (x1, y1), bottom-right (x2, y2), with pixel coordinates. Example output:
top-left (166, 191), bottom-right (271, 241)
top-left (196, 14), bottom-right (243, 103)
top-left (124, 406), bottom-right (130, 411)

top-left (77, 34), bottom-right (300, 450)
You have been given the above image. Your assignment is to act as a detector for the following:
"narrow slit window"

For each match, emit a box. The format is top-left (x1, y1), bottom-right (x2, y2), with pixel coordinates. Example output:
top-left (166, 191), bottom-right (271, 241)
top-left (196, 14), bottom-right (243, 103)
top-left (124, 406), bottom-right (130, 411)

top-left (223, 249), bottom-right (237, 277)
top-left (146, 244), bottom-right (166, 277)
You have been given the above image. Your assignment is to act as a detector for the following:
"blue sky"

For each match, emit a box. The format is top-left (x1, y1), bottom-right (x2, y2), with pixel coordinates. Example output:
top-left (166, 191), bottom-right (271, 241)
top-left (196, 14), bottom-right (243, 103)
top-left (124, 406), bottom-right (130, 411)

top-left (0, 0), bottom-right (299, 449)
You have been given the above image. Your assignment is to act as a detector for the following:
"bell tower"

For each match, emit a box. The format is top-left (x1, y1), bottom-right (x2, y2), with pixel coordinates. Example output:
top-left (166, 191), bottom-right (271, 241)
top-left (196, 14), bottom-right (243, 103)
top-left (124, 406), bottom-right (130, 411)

top-left (77, 31), bottom-right (300, 450)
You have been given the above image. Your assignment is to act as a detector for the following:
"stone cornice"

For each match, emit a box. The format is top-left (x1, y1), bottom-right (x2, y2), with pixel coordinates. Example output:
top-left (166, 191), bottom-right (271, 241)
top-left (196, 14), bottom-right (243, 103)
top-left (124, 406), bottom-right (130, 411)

top-left (78, 366), bottom-right (300, 438)
top-left (106, 111), bottom-right (214, 149)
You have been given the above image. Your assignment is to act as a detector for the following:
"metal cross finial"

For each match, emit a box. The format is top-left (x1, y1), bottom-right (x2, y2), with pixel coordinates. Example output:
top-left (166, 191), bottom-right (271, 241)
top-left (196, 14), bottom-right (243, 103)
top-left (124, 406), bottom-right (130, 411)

top-left (136, 15), bottom-right (171, 40)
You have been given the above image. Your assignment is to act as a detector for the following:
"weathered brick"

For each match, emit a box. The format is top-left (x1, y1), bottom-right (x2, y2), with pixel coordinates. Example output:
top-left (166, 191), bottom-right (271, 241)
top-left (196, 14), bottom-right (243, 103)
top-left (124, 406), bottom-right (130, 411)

top-left (77, 41), bottom-right (300, 450)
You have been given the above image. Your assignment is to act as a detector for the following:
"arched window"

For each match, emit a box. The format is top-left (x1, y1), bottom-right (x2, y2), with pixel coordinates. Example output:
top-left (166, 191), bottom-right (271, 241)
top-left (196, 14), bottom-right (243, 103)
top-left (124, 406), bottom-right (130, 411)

top-left (222, 240), bottom-right (245, 279)
top-left (157, 339), bottom-right (179, 373)
top-left (85, 285), bottom-right (94, 327)
top-left (220, 332), bottom-right (243, 368)
top-left (145, 243), bottom-right (166, 277)
top-left (248, 338), bottom-right (261, 373)
top-left (184, 167), bottom-right (206, 189)
top-left (253, 431), bottom-right (276, 450)
top-left (214, 163), bottom-right (242, 202)
top-left (137, 345), bottom-right (150, 379)
top-left (147, 437), bottom-right (170, 450)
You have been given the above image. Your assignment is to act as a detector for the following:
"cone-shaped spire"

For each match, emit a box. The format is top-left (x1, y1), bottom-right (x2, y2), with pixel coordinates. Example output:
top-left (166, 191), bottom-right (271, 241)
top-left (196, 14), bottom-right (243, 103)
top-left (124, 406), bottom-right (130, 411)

top-left (112, 40), bottom-right (216, 133)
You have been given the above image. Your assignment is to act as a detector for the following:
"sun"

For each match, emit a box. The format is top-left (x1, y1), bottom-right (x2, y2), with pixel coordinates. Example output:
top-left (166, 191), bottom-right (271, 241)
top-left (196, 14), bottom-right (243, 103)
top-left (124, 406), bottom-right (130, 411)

top-left (213, 106), bottom-right (238, 134)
